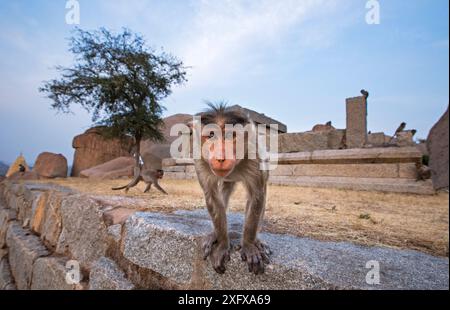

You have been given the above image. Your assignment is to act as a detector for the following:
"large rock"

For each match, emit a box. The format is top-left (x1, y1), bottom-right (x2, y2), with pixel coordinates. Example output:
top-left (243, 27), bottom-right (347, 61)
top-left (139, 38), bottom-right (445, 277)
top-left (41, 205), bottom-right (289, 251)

top-left (121, 210), bottom-right (448, 289)
top-left (33, 152), bottom-right (68, 178)
top-left (0, 249), bottom-right (16, 290)
top-left (31, 257), bottom-right (81, 290)
top-left (5, 155), bottom-right (30, 178)
top-left (427, 106), bottom-right (449, 190)
top-left (80, 157), bottom-right (134, 180)
top-left (6, 222), bottom-right (49, 289)
top-left (71, 127), bottom-right (133, 177)
top-left (56, 194), bottom-right (109, 270)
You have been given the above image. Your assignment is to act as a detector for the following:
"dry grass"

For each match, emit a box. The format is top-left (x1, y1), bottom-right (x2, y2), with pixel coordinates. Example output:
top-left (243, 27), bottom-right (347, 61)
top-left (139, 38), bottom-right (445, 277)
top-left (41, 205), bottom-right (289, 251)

top-left (37, 177), bottom-right (449, 257)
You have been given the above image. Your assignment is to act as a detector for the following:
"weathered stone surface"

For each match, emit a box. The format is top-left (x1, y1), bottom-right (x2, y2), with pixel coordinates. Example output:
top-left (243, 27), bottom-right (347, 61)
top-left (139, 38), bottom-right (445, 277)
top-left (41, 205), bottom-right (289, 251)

top-left (7, 171), bottom-right (40, 181)
top-left (278, 132), bottom-right (328, 153)
top-left (346, 96), bottom-right (368, 148)
top-left (368, 132), bottom-right (387, 147)
top-left (398, 163), bottom-right (418, 179)
top-left (276, 147), bottom-right (422, 165)
top-left (0, 249), bottom-right (16, 290)
top-left (122, 210), bottom-right (448, 289)
top-left (427, 106), bottom-right (449, 190)
top-left (34, 192), bottom-right (64, 249)
top-left (6, 222), bottom-right (49, 289)
top-left (395, 131), bottom-right (416, 147)
top-left (71, 127), bottom-right (133, 177)
top-left (32, 152), bottom-right (68, 178)
top-left (31, 257), bottom-right (80, 290)
top-left (5, 155), bottom-right (30, 178)
top-left (0, 207), bottom-right (16, 248)
top-left (164, 172), bottom-right (188, 180)
top-left (107, 224), bottom-right (122, 243)
top-left (79, 156), bottom-right (134, 180)
top-left (269, 165), bottom-right (295, 176)
top-left (268, 176), bottom-right (435, 195)
top-left (89, 257), bottom-right (134, 290)
top-left (290, 163), bottom-right (398, 178)
top-left (57, 194), bottom-right (109, 270)
top-left (327, 129), bottom-right (346, 149)
top-left (311, 147), bottom-right (422, 164)
top-left (103, 207), bottom-right (136, 226)
top-left (163, 165), bottom-right (186, 173)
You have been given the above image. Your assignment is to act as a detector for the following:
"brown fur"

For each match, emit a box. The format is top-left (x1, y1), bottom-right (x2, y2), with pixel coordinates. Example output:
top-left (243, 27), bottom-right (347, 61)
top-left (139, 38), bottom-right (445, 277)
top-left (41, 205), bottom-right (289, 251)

top-left (193, 102), bottom-right (270, 275)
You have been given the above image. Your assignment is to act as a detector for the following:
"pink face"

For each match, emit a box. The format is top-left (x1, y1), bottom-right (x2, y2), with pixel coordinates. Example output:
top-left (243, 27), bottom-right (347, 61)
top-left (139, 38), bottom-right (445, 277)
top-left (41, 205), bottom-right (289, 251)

top-left (202, 124), bottom-right (238, 178)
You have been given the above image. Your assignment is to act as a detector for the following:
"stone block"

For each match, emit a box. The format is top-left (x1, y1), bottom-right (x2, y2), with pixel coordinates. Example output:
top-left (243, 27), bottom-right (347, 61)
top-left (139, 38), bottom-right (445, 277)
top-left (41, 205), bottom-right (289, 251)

top-left (122, 210), bottom-right (448, 289)
top-left (346, 96), bottom-right (368, 148)
top-left (56, 194), bottom-right (108, 270)
top-left (6, 222), bottom-right (49, 289)
top-left (89, 257), bottom-right (134, 290)
top-left (31, 257), bottom-right (81, 290)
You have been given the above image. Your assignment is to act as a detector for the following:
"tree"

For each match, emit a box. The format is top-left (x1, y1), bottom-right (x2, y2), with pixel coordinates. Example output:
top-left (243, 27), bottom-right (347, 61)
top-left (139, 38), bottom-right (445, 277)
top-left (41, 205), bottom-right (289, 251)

top-left (40, 27), bottom-right (187, 175)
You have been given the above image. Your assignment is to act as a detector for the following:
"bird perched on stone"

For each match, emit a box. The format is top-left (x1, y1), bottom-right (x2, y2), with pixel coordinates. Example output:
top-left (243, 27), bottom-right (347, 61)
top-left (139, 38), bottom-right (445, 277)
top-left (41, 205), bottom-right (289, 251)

top-left (360, 89), bottom-right (369, 99)
top-left (394, 122), bottom-right (407, 135)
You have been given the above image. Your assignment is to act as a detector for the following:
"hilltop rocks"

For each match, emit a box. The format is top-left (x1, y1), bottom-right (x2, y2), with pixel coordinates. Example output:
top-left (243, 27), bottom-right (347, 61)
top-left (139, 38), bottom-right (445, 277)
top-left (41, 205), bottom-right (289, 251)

top-left (427, 106), bottom-right (449, 190)
top-left (33, 152), bottom-right (68, 179)
top-left (71, 127), bottom-right (133, 177)
top-left (80, 157), bottom-right (134, 180)
top-left (5, 155), bottom-right (29, 178)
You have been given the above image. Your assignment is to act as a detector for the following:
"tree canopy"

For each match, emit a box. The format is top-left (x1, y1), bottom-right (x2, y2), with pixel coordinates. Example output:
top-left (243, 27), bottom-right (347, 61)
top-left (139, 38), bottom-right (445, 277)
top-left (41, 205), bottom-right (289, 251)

top-left (40, 27), bottom-right (187, 150)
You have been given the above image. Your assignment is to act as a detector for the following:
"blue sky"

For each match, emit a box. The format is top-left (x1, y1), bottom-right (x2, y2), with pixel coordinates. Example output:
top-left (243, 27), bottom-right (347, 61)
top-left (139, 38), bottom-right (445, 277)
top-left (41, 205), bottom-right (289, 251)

top-left (0, 0), bottom-right (448, 165)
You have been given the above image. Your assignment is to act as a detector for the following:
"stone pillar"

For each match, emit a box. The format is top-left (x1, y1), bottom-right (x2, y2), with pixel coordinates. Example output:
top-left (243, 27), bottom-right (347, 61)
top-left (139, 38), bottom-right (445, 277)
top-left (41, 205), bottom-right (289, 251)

top-left (346, 96), bottom-right (368, 148)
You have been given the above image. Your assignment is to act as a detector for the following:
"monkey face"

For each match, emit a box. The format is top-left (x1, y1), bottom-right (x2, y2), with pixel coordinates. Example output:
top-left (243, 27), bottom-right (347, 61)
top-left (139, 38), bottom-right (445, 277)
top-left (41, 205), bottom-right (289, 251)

top-left (202, 128), bottom-right (240, 178)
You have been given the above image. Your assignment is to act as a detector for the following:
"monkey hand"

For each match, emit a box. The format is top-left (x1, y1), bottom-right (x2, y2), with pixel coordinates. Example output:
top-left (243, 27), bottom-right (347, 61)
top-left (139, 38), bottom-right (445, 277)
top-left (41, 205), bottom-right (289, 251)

top-left (208, 241), bottom-right (231, 274)
top-left (239, 240), bottom-right (271, 275)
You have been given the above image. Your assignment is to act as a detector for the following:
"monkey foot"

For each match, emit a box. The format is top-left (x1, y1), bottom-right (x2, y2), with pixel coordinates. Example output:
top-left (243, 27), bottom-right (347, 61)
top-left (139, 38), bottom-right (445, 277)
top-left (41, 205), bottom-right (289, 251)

top-left (239, 240), bottom-right (271, 275)
top-left (202, 232), bottom-right (218, 260)
top-left (202, 232), bottom-right (231, 274)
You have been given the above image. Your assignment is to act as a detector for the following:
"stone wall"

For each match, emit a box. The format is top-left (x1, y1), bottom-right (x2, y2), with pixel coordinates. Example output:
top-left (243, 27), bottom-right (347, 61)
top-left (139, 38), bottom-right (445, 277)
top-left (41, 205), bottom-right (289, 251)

top-left (0, 181), bottom-right (447, 290)
top-left (0, 181), bottom-right (448, 290)
top-left (163, 147), bottom-right (434, 195)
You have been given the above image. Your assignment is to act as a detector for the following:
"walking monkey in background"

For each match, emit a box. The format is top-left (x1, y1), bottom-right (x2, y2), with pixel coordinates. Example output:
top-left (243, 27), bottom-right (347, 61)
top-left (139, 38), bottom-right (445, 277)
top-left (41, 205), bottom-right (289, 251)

top-left (191, 103), bottom-right (271, 275)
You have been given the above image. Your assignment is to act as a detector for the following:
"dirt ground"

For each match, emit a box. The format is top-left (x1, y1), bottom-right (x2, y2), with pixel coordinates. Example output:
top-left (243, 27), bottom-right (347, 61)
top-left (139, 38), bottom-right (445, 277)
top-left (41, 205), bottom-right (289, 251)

top-left (37, 177), bottom-right (449, 257)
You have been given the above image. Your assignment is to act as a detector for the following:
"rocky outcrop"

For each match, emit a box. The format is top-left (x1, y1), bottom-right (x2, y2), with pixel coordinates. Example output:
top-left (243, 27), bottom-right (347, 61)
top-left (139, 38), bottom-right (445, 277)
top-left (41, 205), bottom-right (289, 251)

top-left (427, 106), bottom-right (449, 190)
top-left (71, 127), bottom-right (133, 177)
top-left (33, 152), bottom-right (68, 178)
top-left (5, 155), bottom-right (29, 178)
top-left (80, 157), bottom-right (134, 180)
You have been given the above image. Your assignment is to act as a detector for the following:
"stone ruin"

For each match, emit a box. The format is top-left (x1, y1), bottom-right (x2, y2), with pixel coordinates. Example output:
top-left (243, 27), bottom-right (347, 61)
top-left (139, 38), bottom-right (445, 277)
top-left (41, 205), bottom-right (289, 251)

top-left (65, 93), bottom-right (445, 194)
top-left (163, 94), bottom-right (435, 195)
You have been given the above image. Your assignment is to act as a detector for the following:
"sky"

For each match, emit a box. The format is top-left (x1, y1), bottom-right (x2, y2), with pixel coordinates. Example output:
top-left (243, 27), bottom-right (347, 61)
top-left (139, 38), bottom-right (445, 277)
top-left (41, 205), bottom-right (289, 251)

top-left (0, 0), bottom-right (448, 165)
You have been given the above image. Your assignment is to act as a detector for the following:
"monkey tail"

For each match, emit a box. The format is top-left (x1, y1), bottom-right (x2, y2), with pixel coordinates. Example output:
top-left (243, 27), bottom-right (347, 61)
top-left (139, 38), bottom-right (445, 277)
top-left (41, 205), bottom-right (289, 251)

top-left (111, 172), bottom-right (141, 191)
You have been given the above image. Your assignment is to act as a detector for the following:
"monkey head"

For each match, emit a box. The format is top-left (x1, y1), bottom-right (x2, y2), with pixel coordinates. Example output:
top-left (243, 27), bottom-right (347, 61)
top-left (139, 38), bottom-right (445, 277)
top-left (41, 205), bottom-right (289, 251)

top-left (195, 103), bottom-right (250, 178)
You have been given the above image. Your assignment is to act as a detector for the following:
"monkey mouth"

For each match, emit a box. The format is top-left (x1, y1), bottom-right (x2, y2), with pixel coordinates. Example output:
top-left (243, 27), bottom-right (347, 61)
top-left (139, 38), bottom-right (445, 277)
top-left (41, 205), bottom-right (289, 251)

top-left (212, 168), bottom-right (232, 178)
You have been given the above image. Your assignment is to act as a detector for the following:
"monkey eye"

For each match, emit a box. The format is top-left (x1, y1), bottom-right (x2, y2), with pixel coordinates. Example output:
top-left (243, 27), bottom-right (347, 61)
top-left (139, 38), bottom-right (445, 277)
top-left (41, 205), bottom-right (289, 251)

top-left (208, 131), bottom-right (215, 139)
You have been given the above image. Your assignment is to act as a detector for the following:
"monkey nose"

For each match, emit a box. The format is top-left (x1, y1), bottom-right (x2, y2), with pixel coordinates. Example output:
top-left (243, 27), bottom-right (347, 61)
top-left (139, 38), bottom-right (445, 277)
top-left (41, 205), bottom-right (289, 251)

top-left (217, 158), bottom-right (225, 163)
